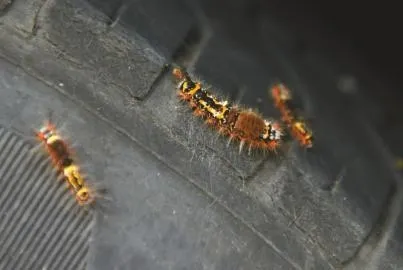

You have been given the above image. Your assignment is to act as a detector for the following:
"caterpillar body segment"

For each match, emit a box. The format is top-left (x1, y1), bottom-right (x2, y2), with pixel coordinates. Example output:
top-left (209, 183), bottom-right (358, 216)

top-left (271, 83), bottom-right (313, 148)
top-left (173, 67), bottom-right (283, 153)
top-left (36, 121), bottom-right (95, 205)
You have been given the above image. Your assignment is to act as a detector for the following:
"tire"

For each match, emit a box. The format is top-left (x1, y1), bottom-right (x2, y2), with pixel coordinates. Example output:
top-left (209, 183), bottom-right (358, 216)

top-left (0, 0), bottom-right (402, 269)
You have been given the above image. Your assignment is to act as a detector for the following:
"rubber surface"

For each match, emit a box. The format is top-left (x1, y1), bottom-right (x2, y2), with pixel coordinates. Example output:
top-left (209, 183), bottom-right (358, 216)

top-left (0, 0), bottom-right (402, 269)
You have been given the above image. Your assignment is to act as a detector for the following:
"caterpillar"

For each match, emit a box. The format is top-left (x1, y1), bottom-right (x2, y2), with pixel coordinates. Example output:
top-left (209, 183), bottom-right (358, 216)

top-left (271, 83), bottom-right (313, 148)
top-left (36, 121), bottom-right (95, 205)
top-left (172, 67), bottom-right (283, 153)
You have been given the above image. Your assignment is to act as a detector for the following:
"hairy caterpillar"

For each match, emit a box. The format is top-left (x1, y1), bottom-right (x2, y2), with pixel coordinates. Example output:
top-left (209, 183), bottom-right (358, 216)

top-left (36, 121), bottom-right (95, 205)
top-left (271, 83), bottom-right (313, 148)
top-left (172, 67), bottom-right (283, 153)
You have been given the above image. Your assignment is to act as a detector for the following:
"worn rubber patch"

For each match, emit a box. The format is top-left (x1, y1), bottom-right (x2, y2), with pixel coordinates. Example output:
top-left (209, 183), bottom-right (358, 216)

top-left (0, 126), bottom-right (93, 270)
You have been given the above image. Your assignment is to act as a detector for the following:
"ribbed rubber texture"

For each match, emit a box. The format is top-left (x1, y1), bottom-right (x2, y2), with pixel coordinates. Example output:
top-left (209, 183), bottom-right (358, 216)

top-left (0, 126), bottom-right (93, 270)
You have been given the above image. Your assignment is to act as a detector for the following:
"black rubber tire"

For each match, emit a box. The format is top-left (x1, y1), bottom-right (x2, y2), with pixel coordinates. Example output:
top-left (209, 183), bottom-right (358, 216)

top-left (0, 0), bottom-right (402, 269)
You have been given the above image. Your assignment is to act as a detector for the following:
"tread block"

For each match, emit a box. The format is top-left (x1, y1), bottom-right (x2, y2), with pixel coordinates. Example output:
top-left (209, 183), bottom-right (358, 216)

top-left (43, 0), bottom-right (164, 99)
top-left (0, 0), bottom-right (44, 34)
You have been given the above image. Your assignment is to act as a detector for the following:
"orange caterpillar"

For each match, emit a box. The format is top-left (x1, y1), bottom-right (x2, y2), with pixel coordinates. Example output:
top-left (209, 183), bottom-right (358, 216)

top-left (36, 121), bottom-right (94, 205)
top-left (172, 67), bottom-right (283, 153)
top-left (271, 83), bottom-right (313, 148)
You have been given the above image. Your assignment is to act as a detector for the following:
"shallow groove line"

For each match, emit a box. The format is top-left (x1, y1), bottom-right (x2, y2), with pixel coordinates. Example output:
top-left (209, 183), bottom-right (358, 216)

top-left (16, 183), bottom-right (63, 270)
top-left (0, 43), bottom-right (302, 268)
top-left (38, 200), bottom-right (78, 267)
top-left (0, 159), bottom-right (50, 256)
top-left (0, 132), bottom-right (19, 173)
top-left (25, 195), bottom-right (71, 269)
top-left (0, 128), bottom-right (92, 270)
top-left (46, 209), bottom-right (85, 268)
top-left (69, 247), bottom-right (88, 270)
top-left (0, 140), bottom-right (28, 206)
top-left (21, 187), bottom-right (67, 251)
top-left (0, 159), bottom-right (50, 248)
top-left (0, 163), bottom-right (52, 269)
top-left (56, 215), bottom-right (92, 270)
top-left (0, 146), bottom-right (43, 215)
top-left (0, 128), bottom-right (16, 157)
